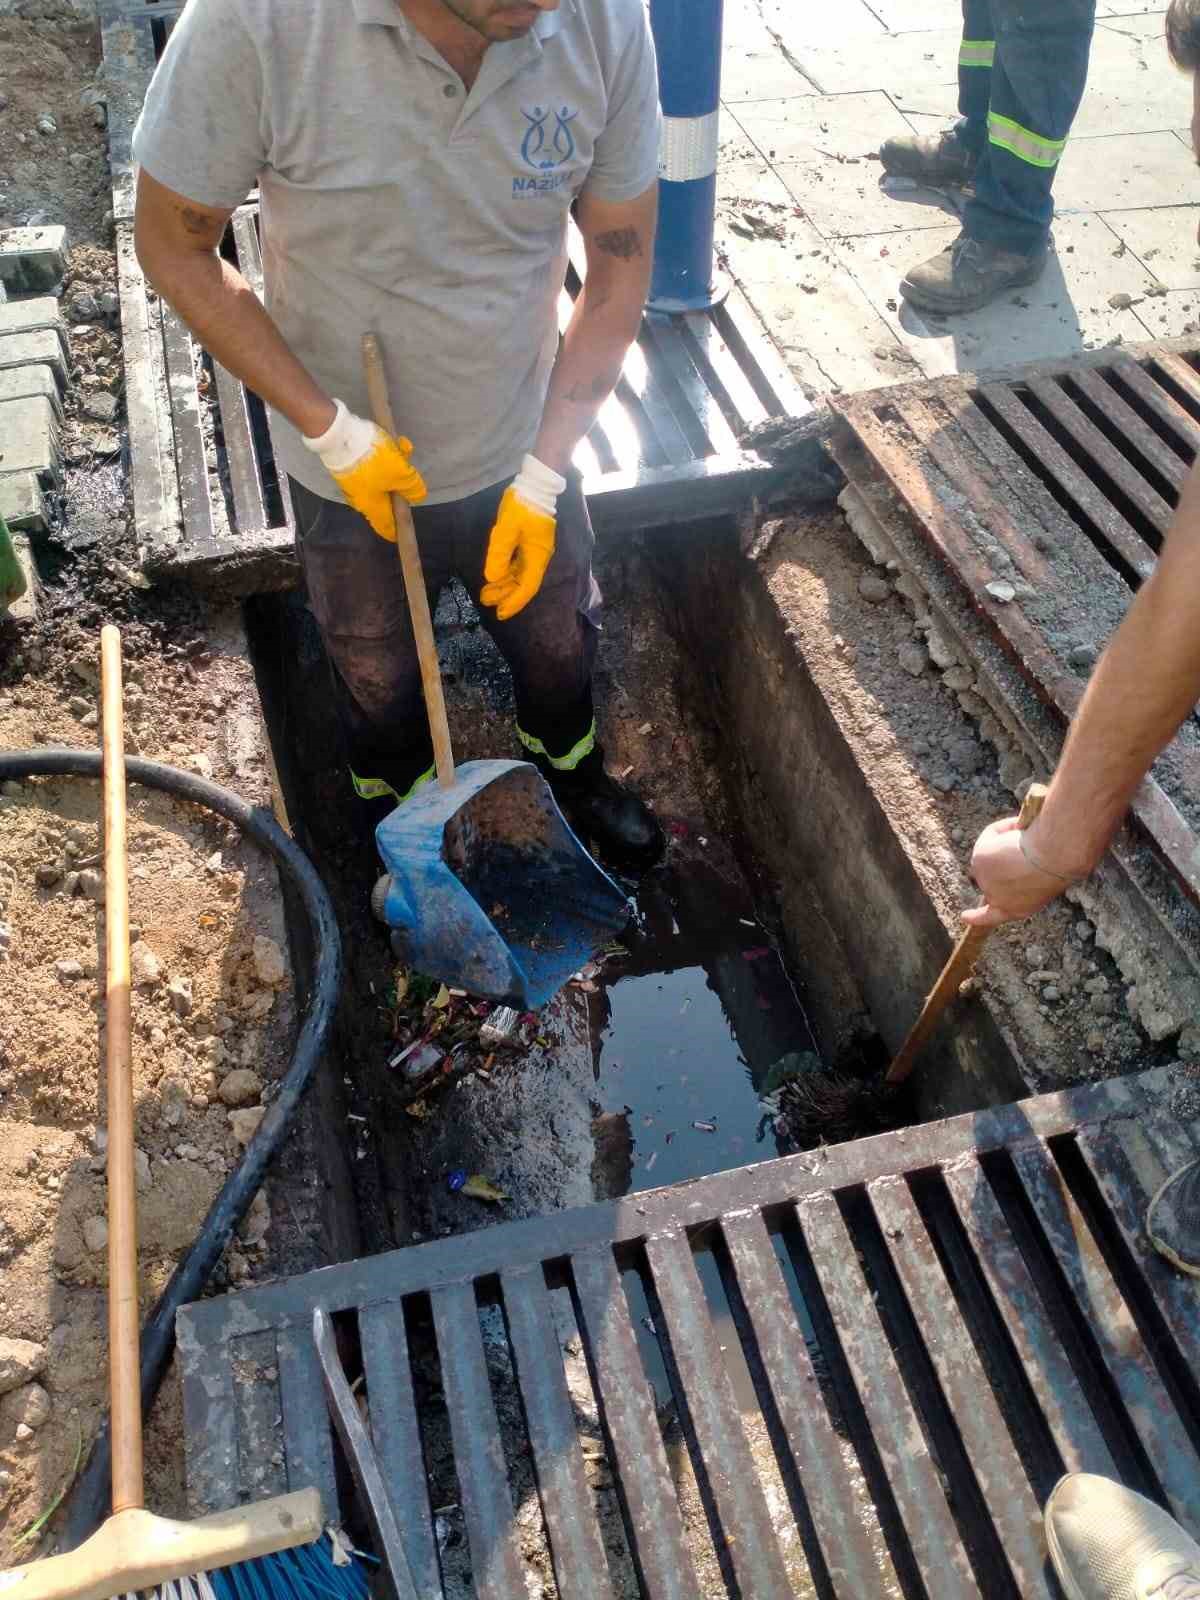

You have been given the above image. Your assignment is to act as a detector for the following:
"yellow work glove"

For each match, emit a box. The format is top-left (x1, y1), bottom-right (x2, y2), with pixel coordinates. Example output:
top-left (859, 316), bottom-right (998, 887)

top-left (480, 454), bottom-right (566, 622)
top-left (302, 398), bottom-right (427, 542)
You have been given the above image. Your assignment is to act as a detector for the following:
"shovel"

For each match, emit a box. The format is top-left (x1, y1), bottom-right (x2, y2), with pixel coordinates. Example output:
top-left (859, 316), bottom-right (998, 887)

top-left (361, 334), bottom-right (629, 1009)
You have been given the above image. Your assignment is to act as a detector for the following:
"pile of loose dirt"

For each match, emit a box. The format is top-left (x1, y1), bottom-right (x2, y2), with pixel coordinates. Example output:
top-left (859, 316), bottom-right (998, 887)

top-left (0, 4), bottom-right (112, 245)
top-left (2, 1), bottom-right (123, 495)
top-left (0, 571), bottom-right (295, 1560)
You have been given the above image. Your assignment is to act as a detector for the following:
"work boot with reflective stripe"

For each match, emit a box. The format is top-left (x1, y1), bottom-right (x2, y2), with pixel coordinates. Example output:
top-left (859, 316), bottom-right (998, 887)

top-left (1146, 1157), bottom-right (1200, 1277)
top-left (900, 230), bottom-right (1047, 315)
top-left (879, 127), bottom-right (978, 187)
top-left (1045, 1473), bottom-right (1200, 1600)
top-left (536, 748), bottom-right (663, 868)
top-left (351, 764), bottom-right (435, 843)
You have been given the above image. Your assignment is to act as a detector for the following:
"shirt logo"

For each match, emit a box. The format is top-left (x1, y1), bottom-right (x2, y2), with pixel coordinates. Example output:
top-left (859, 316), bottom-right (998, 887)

top-left (520, 104), bottom-right (578, 170)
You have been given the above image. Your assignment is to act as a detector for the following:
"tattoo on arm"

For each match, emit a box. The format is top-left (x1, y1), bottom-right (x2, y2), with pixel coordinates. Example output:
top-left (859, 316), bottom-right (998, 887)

top-left (563, 374), bottom-right (614, 405)
top-left (593, 226), bottom-right (643, 260)
top-left (178, 205), bottom-right (223, 243)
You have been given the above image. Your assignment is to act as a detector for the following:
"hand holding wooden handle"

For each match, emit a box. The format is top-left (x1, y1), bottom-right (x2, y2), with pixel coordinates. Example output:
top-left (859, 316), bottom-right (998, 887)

top-left (361, 334), bottom-right (455, 790)
top-left (886, 784), bottom-right (1047, 1086)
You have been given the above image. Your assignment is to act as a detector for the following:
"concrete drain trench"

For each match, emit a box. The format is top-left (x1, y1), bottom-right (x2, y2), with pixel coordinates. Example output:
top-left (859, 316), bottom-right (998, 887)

top-left (216, 495), bottom-right (1169, 1596)
top-left (241, 511), bottom-right (1049, 1251)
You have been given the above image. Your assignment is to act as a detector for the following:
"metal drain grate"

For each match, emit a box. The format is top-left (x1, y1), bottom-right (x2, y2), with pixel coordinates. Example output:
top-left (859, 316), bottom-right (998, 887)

top-left (830, 340), bottom-right (1200, 919)
top-left (177, 1065), bottom-right (1200, 1599)
top-left (100, 0), bottom-right (806, 595)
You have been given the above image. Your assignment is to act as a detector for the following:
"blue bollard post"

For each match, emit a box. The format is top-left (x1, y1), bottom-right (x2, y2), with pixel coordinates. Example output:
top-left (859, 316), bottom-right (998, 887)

top-left (648, 0), bottom-right (727, 313)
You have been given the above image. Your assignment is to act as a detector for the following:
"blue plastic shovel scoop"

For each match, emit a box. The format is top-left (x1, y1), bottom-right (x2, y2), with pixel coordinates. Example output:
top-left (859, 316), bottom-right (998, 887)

top-left (363, 336), bottom-right (629, 1008)
top-left (375, 758), bottom-right (629, 1007)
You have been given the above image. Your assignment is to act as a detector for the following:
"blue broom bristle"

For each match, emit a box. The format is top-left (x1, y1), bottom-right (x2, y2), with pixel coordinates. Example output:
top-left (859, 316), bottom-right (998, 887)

top-left (142, 1533), bottom-right (372, 1600)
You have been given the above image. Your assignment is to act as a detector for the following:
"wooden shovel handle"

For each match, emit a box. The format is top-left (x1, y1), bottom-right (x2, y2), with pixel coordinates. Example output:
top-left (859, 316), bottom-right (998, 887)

top-left (886, 783), bottom-right (1047, 1087)
top-left (101, 625), bottom-right (143, 1513)
top-left (361, 335), bottom-right (455, 789)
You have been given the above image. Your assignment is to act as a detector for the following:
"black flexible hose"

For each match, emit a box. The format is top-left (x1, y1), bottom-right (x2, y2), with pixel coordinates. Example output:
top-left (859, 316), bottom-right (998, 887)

top-left (0, 751), bottom-right (343, 1545)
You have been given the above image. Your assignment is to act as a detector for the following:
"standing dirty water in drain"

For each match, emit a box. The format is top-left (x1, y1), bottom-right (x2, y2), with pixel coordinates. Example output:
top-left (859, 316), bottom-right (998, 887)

top-left (590, 860), bottom-right (819, 1193)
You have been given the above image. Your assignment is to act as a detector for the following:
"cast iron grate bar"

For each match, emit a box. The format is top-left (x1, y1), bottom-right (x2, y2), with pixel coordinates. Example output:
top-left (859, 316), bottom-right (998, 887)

top-left (868, 1176), bottom-right (1051, 1597)
top-left (718, 1208), bottom-right (884, 1594)
top-left (642, 1229), bottom-right (795, 1596)
top-left (972, 380), bottom-right (1157, 585)
top-left (430, 1283), bottom-right (527, 1600)
top-left (1062, 1123), bottom-right (1200, 1431)
top-left (499, 1266), bottom-right (613, 1598)
top-left (1109, 357), bottom-right (1200, 456)
top-left (796, 1189), bottom-right (979, 1598)
top-left (1153, 350), bottom-right (1200, 416)
top-left (1025, 375), bottom-right (1175, 538)
top-left (1011, 1139), bottom-right (1200, 1528)
top-left (937, 1153), bottom-right (1117, 1482)
top-left (570, 1246), bottom-right (702, 1599)
top-left (1068, 367), bottom-right (1189, 496)
top-left (277, 1323), bottom-right (339, 1511)
top-left (357, 1300), bottom-right (446, 1597)
top-left (178, 1074), bottom-right (1200, 1596)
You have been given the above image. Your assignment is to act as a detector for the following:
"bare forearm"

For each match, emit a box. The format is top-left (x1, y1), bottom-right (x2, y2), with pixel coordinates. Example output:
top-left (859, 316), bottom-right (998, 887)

top-left (1031, 482), bottom-right (1200, 874)
top-left (140, 249), bottom-right (334, 438)
top-left (534, 286), bottom-right (641, 475)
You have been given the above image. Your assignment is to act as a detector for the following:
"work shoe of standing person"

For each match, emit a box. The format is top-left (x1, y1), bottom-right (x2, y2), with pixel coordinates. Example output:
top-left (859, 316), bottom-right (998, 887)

top-left (539, 750), bottom-right (664, 868)
top-left (879, 127), bottom-right (978, 187)
top-left (1045, 1473), bottom-right (1200, 1600)
top-left (1146, 1157), bottom-right (1200, 1277)
top-left (900, 231), bottom-right (1047, 315)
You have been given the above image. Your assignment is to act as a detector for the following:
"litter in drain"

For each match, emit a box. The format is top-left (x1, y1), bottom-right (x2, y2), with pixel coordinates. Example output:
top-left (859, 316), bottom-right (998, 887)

top-left (177, 1064), bottom-right (1200, 1599)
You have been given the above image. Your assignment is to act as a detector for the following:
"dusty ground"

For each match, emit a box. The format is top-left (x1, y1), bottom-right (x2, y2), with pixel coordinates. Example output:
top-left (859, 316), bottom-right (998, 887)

top-left (2, 0), bottom-right (127, 481)
top-left (0, 1), bottom-right (111, 245)
top-left (0, 587), bottom-right (301, 1561)
top-left (0, 12), bottom-right (308, 1549)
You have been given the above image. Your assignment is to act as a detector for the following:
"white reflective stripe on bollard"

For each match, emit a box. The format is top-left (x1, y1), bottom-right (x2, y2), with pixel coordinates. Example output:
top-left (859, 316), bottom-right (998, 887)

top-left (658, 109), bottom-right (721, 182)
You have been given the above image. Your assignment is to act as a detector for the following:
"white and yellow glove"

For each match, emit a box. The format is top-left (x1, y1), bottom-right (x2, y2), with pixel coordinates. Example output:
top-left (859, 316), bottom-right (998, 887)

top-left (480, 454), bottom-right (567, 622)
top-left (303, 399), bottom-right (427, 542)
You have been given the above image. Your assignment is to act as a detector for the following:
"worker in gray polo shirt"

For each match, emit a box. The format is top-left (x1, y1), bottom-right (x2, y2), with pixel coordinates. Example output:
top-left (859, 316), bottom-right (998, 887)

top-left (131, 0), bottom-right (664, 864)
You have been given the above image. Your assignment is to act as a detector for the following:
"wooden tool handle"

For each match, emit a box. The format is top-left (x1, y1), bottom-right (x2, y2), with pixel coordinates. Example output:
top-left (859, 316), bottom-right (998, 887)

top-left (886, 783), bottom-right (1048, 1087)
top-left (362, 334), bottom-right (455, 790)
top-left (101, 625), bottom-right (143, 1513)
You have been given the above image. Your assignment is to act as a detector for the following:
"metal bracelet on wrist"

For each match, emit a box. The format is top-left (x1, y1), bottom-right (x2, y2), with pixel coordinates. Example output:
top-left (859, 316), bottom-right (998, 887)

top-left (1018, 830), bottom-right (1083, 885)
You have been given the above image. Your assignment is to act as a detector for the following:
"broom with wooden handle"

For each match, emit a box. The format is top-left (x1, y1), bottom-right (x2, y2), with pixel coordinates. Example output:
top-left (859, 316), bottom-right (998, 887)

top-left (0, 626), bottom-right (364, 1600)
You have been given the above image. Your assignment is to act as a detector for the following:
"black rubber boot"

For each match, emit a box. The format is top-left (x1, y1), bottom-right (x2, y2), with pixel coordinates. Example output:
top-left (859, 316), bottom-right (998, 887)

top-left (900, 231), bottom-right (1048, 315)
top-left (537, 749), bottom-right (664, 868)
top-left (879, 127), bottom-right (978, 187)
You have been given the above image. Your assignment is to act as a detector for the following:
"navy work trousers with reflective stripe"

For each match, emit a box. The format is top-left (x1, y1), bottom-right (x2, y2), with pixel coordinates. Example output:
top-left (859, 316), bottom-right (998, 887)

top-left (958, 0), bottom-right (1096, 255)
top-left (291, 472), bottom-right (601, 802)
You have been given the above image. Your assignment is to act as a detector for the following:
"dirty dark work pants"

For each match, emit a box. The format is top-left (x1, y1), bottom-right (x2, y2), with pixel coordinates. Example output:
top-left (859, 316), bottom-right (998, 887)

top-left (290, 472), bottom-right (601, 803)
top-left (957, 0), bottom-right (1096, 255)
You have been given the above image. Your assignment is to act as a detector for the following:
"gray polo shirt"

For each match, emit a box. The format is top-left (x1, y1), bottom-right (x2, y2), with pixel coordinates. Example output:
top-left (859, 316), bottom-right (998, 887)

top-left (133, 0), bottom-right (659, 505)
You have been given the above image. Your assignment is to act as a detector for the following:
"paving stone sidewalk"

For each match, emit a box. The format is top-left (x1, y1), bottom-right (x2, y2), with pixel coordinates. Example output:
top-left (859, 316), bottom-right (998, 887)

top-left (716, 1), bottom-right (1198, 397)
